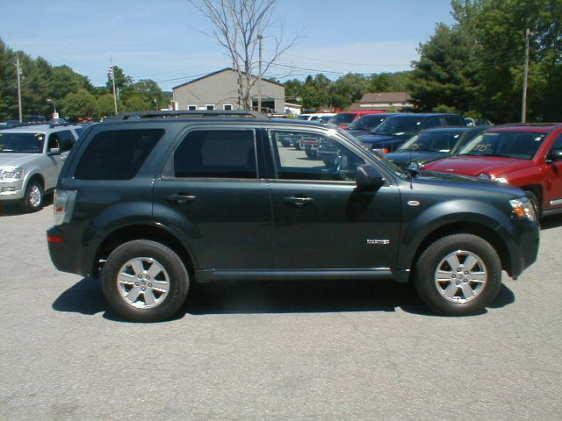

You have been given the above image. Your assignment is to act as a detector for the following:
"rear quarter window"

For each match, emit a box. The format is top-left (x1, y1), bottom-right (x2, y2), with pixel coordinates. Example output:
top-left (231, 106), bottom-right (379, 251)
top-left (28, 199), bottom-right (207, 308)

top-left (74, 129), bottom-right (164, 180)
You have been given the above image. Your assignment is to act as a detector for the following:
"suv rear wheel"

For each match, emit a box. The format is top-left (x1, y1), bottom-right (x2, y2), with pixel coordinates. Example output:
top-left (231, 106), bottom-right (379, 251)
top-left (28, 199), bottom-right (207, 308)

top-left (101, 240), bottom-right (190, 322)
top-left (414, 234), bottom-right (502, 315)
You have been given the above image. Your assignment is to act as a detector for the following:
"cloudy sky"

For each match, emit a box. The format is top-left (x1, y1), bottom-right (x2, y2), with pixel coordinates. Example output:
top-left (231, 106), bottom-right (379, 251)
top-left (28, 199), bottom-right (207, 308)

top-left (1, 0), bottom-right (455, 90)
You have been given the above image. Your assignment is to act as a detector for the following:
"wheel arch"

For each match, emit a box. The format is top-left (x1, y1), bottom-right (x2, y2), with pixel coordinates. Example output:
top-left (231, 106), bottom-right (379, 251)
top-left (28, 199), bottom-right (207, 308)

top-left (93, 224), bottom-right (195, 279)
top-left (410, 221), bottom-right (512, 281)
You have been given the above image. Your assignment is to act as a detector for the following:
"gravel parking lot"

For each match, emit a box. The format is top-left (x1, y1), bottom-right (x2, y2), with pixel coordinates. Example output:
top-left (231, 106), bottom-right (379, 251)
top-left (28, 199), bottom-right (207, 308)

top-left (1, 203), bottom-right (561, 420)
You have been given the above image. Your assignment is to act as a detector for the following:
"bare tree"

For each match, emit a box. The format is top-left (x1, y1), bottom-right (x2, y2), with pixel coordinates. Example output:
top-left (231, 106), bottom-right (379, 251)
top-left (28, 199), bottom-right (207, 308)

top-left (188, 0), bottom-right (295, 111)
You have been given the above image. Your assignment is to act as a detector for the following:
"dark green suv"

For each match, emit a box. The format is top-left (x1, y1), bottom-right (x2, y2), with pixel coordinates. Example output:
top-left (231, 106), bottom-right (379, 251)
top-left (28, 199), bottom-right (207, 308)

top-left (47, 112), bottom-right (540, 321)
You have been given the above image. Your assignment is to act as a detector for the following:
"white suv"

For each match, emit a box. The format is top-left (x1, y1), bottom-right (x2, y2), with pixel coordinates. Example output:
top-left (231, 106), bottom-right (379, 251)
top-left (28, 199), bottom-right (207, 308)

top-left (0, 124), bottom-right (79, 211)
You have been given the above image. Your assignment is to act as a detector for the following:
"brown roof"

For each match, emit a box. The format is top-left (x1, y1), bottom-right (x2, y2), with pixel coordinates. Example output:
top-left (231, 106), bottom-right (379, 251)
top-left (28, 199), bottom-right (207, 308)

top-left (359, 92), bottom-right (411, 104)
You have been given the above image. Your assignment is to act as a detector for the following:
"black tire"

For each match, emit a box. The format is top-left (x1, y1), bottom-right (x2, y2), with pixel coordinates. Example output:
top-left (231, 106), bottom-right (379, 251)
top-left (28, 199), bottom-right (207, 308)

top-left (414, 234), bottom-right (502, 316)
top-left (23, 179), bottom-right (44, 212)
top-left (524, 190), bottom-right (541, 219)
top-left (101, 240), bottom-right (190, 322)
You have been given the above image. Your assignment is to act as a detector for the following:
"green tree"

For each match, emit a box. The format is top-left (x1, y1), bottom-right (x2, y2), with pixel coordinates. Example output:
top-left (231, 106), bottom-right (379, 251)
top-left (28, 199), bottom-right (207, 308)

top-left (96, 93), bottom-right (118, 118)
top-left (123, 93), bottom-right (152, 112)
top-left (61, 89), bottom-right (97, 120)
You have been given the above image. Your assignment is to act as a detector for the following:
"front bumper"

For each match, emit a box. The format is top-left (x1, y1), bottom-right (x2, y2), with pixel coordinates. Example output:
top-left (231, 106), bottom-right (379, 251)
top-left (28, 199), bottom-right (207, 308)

top-left (504, 219), bottom-right (540, 278)
top-left (0, 180), bottom-right (24, 200)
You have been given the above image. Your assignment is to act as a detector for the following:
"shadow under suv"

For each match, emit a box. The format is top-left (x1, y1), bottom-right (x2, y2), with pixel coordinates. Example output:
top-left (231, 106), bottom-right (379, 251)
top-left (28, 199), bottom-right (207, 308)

top-left (47, 111), bottom-right (539, 321)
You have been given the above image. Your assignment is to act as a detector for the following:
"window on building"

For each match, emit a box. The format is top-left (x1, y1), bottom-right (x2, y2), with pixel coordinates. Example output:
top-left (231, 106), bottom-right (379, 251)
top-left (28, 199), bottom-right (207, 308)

top-left (223, 104), bottom-right (233, 111)
top-left (174, 130), bottom-right (257, 179)
top-left (187, 105), bottom-right (197, 111)
top-left (206, 104), bottom-right (215, 111)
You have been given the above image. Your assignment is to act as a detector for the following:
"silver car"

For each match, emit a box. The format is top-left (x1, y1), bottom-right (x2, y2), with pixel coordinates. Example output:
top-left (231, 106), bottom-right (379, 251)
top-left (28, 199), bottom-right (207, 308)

top-left (0, 124), bottom-right (79, 211)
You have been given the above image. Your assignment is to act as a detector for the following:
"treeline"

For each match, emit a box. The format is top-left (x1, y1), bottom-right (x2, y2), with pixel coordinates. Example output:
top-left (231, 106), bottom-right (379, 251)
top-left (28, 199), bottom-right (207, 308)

top-left (284, 72), bottom-right (412, 110)
top-left (286, 0), bottom-right (561, 123)
top-left (410, 0), bottom-right (562, 123)
top-left (0, 38), bottom-right (169, 121)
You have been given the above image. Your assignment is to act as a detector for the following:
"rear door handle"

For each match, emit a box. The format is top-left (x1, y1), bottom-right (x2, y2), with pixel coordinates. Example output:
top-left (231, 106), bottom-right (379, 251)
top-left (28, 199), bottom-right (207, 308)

top-left (166, 193), bottom-right (197, 204)
top-left (284, 195), bottom-right (314, 207)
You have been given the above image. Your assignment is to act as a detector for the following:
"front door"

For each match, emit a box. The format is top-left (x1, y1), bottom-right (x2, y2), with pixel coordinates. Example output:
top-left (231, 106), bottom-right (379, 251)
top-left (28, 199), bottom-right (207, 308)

top-left (153, 128), bottom-right (272, 270)
top-left (267, 129), bottom-right (401, 270)
top-left (546, 133), bottom-right (562, 209)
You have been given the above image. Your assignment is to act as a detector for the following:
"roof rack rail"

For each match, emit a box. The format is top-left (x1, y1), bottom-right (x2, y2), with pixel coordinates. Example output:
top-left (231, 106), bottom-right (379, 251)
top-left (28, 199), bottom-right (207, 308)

top-left (106, 110), bottom-right (269, 121)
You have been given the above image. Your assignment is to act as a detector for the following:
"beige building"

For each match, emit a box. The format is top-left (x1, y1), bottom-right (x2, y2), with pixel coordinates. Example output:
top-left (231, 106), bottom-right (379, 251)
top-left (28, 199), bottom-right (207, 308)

top-left (172, 68), bottom-right (285, 113)
top-left (350, 92), bottom-right (413, 111)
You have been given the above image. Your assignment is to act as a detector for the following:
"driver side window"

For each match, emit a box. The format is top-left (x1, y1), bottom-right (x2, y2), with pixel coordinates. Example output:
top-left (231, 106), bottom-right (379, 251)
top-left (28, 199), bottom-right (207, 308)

top-left (48, 133), bottom-right (61, 151)
top-left (551, 134), bottom-right (562, 152)
top-left (270, 130), bottom-right (365, 181)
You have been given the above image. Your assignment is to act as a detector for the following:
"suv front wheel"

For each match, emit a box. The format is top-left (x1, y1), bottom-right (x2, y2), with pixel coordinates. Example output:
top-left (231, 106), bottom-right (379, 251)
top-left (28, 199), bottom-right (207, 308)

top-left (414, 234), bottom-right (502, 315)
top-left (102, 240), bottom-right (190, 322)
top-left (23, 179), bottom-right (44, 212)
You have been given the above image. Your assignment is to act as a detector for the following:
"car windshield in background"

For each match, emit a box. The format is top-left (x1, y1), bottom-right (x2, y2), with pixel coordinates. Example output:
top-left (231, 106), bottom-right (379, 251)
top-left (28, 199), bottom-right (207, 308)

top-left (459, 131), bottom-right (546, 160)
top-left (348, 115), bottom-right (387, 130)
top-left (296, 115), bottom-right (310, 120)
top-left (374, 116), bottom-right (423, 135)
top-left (0, 132), bottom-right (45, 153)
top-left (399, 131), bottom-right (462, 152)
top-left (333, 113), bottom-right (356, 124)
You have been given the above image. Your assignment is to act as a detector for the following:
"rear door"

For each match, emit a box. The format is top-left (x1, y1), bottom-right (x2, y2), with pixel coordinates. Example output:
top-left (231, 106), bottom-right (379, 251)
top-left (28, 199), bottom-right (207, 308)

top-left (153, 127), bottom-right (272, 270)
top-left (267, 127), bottom-right (401, 270)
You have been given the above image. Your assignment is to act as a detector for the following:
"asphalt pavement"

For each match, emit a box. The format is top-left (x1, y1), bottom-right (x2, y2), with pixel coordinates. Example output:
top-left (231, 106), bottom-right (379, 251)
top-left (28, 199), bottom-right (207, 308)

top-left (1, 203), bottom-right (561, 420)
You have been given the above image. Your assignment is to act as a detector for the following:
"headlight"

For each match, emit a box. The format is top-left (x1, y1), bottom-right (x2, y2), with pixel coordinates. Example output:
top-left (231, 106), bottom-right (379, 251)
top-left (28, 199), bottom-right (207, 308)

top-left (0, 167), bottom-right (24, 180)
top-left (491, 175), bottom-right (509, 184)
top-left (479, 173), bottom-right (509, 184)
top-left (509, 197), bottom-right (537, 222)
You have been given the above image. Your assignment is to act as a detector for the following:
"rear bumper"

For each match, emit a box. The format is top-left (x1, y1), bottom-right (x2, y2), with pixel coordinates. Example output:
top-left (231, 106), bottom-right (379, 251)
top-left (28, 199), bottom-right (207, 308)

top-left (47, 225), bottom-right (89, 276)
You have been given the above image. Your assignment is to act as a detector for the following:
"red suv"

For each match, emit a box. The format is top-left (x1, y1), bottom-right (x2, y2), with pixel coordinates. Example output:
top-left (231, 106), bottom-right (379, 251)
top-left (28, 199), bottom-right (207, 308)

top-left (423, 124), bottom-right (562, 216)
top-left (331, 110), bottom-right (385, 129)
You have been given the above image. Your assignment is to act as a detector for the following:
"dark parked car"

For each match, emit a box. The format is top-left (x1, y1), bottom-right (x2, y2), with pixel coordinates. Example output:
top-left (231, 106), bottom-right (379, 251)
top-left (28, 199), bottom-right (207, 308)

top-left (358, 113), bottom-right (467, 153)
top-left (47, 111), bottom-right (539, 321)
top-left (386, 127), bottom-right (487, 170)
top-left (346, 113), bottom-right (393, 137)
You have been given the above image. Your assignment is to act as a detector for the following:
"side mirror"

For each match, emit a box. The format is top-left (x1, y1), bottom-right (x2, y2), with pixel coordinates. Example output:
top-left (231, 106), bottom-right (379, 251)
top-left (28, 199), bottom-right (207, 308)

top-left (546, 149), bottom-right (562, 163)
top-left (48, 147), bottom-right (61, 156)
top-left (356, 164), bottom-right (384, 190)
top-left (407, 161), bottom-right (421, 176)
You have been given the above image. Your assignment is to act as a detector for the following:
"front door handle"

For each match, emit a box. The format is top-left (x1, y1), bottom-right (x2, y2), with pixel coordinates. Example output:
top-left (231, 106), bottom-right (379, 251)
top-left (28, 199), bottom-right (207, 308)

top-left (284, 195), bottom-right (314, 207)
top-left (166, 193), bottom-right (197, 204)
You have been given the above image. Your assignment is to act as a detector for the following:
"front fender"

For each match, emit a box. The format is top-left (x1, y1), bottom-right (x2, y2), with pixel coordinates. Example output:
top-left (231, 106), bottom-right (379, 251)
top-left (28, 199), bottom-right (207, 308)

top-left (397, 199), bottom-right (513, 272)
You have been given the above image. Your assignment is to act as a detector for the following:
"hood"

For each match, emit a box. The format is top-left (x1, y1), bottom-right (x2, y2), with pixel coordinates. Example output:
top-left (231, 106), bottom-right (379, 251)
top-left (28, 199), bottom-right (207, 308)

top-left (346, 129), bottom-right (371, 137)
top-left (386, 151), bottom-right (449, 168)
top-left (0, 153), bottom-right (39, 168)
top-left (423, 155), bottom-right (534, 177)
top-left (357, 134), bottom-right (396, 145)
top-left (413, 171), bottom-right (524, 199)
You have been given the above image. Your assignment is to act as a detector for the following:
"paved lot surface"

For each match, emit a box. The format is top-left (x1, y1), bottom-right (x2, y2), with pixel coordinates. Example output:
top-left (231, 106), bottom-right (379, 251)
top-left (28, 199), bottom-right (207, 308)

top-left (1, 203), bottom-right (561, 420)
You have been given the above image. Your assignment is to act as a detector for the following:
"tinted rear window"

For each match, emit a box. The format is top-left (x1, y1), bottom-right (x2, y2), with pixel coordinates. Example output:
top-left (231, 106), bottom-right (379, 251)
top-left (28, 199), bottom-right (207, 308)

top-left (75, 129), bottom-right (164, 180)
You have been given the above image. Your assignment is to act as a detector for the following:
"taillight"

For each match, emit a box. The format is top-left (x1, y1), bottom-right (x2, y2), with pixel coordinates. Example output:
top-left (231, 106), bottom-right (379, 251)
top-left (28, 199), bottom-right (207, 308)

top-left (53, 189), bottom-right (77, 226)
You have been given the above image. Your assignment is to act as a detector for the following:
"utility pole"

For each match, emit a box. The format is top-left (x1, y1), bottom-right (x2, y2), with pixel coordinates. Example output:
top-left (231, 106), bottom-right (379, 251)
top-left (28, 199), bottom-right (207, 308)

top-left (108, 64), bottom-right (118, 115)
top-left (521, 28), bottom-right (531, 123)
top-left (15, 54), bottom-right (23, 123)
top-left (257, 34), bottom-right (263, 113)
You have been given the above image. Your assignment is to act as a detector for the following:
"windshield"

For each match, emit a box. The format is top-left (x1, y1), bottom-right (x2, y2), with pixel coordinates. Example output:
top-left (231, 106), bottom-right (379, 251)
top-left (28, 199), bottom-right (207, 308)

top-left (348, 115), bottom-right (387, 130)
top-left (399, 131), bottom-right (462, 153)
top-left (0, 132), bottom-right (45, 153)
top-left (333, 113), bottom-right (356, 124)
top-left (296, 115), bottom-right (310, 120)
top-left (374, 116), bottom-right (424, 136)
top-left (459, 131), bottom-right (546, 160)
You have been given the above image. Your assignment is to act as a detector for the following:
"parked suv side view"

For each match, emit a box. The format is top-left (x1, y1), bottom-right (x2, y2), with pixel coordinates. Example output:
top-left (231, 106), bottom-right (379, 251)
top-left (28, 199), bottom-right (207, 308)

top-left (0, 124), bottom-right (79, 211)
top-left (47, 113), bottom-right (539, 322)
